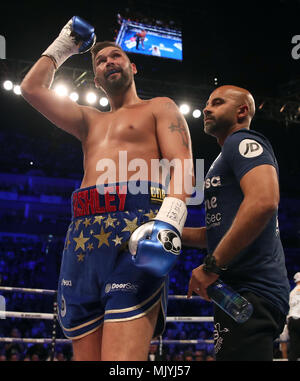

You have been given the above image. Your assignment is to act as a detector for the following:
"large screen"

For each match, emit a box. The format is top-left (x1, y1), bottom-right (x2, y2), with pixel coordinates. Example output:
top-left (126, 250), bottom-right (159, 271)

top-left (115, 19), bottom-right (182, 61)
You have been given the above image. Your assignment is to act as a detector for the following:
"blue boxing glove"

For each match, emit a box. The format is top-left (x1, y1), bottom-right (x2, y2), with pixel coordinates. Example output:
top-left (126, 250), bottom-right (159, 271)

top-left (42, 16), bottom-right (96, 69)
top-left (129, 197), bottom-right (187, 278)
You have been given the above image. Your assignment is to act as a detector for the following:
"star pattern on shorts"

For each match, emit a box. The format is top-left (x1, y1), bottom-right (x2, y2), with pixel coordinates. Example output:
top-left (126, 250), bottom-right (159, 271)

top-left (74, 219), bottom-right (82, 231)
top-left (112, 235), bottom-right (123, 246)
top-left (87, 243), bottom-right (94, 251)
top-left (104, 214), bottom-right (118, 229)
top-left (94, 226), bottom-right (112, 248)
top-left (83, 217), bottom-right (91, 228)
top-left (77, 253), bottom-right (85, 262)
top-left (73, 230), bottom-right (89, 251)
top-left (121, 217), bottom-right (139, 234)
top-left (94, 215), bottom-right (105, 225)
top-left (143, 209), bottom-right (157, 220)
top-left (64, 230), bottom-right (71, 250)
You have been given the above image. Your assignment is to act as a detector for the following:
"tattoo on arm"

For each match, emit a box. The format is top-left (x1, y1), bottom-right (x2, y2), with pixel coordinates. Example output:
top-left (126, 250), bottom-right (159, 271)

top-left (165, 102), bottom-right (189, 148)
top-left (168, 115), bottom-right (189, 148)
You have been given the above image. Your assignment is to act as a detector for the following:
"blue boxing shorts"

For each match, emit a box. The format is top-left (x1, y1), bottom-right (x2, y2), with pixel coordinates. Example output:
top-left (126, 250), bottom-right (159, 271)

top-left (57, 181), bottom-right (169, 340)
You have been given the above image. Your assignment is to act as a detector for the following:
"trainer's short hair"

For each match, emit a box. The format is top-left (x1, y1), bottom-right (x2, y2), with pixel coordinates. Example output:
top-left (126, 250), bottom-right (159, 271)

top-left (91, 41), bottom-right (130, 73)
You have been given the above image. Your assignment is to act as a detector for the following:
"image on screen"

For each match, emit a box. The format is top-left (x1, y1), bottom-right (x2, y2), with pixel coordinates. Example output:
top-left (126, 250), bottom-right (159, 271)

top-left (115, 19), bottom-right (182, 61)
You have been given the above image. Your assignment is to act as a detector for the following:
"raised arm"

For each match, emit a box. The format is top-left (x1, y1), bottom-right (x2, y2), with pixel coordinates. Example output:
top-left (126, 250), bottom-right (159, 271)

top-left (20, 17), bottom-right (96, 141)
top-left (21, 56), bottom-right (87, 140)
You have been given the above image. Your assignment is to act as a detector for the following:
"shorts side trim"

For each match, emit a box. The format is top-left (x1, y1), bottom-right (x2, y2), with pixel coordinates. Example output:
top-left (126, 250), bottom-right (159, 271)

top-left (59, 314), bottom-right (104, 332)
top-left (104, 298), bottom-right (161, 323)
top-left (65, 324), bottom-right (103, 341)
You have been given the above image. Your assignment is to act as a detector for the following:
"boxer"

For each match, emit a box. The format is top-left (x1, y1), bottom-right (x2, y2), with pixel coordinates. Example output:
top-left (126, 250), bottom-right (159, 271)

top-left (21, 17), bottom-right (193, 360)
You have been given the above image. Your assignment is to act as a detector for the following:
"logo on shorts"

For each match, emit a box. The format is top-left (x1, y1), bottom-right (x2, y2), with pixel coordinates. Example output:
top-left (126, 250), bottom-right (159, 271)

top-left (61, 279), bottom-right (72, 287)
top-left (157, 230), bottom-right (181, 255)
top-left (150, 186), bottom-right (166, 204)
top-left (60, 294), bottom-right (67, 318)
top-left (239, 139), bottom-right (263, 158)
top-left (105, 282), bottom-right (139, 293)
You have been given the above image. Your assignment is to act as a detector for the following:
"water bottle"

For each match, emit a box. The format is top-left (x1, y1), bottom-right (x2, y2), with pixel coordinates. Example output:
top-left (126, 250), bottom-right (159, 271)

top-left (207, 280), bottom-right (253, 323)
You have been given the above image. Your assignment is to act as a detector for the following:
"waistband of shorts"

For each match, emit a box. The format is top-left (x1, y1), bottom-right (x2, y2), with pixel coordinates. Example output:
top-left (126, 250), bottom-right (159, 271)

top-left (71, 181), bottom-right (166, 219)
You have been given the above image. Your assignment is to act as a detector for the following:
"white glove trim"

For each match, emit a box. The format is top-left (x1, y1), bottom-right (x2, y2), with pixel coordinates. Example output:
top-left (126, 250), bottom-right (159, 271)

top-left (154, 197), bottom-right (187, 235)
top-left (41, 19), bottom-right (79, 69)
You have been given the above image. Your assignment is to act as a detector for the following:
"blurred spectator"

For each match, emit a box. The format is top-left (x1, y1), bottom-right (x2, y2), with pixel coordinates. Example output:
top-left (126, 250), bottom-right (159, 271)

top-left (194, 350), bottom-right (206, 361)
top-left (7, 350), bottom-right (21, 361)
top-left (183, 351), bottom-right (194, 361)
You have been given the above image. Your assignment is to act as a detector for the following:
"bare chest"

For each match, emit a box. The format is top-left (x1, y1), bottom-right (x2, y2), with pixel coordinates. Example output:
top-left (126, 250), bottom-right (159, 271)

top-left (87, 107), bottom-right (155, 145)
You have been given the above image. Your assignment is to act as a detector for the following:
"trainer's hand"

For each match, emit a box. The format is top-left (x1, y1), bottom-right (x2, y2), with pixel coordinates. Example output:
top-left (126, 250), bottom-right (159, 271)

top-left (187, 264), bottom-right (219, 301)
top-left (129, 197), bottom-right (187, 278)
top-left (42, 16), bottom-right (96, 68)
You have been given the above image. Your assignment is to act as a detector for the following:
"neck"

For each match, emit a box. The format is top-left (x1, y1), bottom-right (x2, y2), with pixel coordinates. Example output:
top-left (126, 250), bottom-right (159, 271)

top-left (217, 122), bottom-right (250, 146)
top-left (108, 82), bottom-right (141, 111)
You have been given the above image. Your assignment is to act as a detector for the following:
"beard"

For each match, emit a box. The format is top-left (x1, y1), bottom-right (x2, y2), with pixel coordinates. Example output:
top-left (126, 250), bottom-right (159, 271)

top-left (204, 116), bottom-right (233, 137)
top-left (98, 67), bottom-right (133, 97)
top-left (204, 119), bottom-right (219, 136)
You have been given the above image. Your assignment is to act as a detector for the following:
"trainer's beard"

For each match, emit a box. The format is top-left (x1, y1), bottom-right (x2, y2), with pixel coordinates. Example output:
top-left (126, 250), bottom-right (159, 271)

top-left (204, 120), bottom-right (218, 136)
top-left (101, 69), bottom-right (133, 97)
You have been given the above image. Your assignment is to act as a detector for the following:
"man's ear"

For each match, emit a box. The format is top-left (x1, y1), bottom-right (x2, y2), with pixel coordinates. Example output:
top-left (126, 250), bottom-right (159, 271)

top-left (94, 77), bottom-right (100, 89)
top-left (131, 62), bottom-right (137, 75)
top-left (237, 104), bottom-right (249, 121)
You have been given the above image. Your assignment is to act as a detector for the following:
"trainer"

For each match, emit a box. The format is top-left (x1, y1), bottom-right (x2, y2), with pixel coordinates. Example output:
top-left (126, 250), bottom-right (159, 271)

top-left (183, 85), bottom-right (290, 361)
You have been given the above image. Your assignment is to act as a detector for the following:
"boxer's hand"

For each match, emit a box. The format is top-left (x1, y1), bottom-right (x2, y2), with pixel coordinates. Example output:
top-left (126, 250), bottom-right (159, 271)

top-left (129, 197), bottom-right (187, 277)
top-left (42, 16), bottom-right (96, 69)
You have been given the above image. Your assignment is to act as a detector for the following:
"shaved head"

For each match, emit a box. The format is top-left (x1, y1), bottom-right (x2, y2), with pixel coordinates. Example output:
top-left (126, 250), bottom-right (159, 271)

top-left (203, 85), bottom-right (256, 144)
top-left (212, 85), bottom-right (256, 119)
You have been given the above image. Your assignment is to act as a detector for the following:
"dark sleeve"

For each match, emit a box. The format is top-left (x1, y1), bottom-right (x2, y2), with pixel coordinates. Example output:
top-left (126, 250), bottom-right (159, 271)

top-left (222, 132), bottom-right (278, 182)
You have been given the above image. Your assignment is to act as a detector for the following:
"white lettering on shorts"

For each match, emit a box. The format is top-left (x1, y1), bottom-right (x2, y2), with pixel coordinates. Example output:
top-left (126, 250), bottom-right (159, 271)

top-left (105, 282), bottom-right (139, 294)
top-left (61, 279), bottom-right (72, 287)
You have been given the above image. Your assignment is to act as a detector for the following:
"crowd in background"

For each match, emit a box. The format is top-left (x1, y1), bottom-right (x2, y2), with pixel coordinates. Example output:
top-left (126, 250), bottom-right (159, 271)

top-left (0, 126), bottom-right (299, 361)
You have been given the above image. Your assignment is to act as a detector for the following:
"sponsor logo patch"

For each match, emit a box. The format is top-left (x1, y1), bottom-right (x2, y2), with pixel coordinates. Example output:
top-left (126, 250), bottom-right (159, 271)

top-left (149, 186), bottom-right (165, 204)
top-left (157, 230), bottom-right (181, 255)
top-left (105, 282), bottom-right (139, 293)
top-left (239, 139), bottom-right (263, 158)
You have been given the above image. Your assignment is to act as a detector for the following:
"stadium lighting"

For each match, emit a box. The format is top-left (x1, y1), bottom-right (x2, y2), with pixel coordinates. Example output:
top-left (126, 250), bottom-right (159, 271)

top-left (192, 109), bottom-right (201, 118)
top-left (69, 92), bottom-right (79, 102)
top-left (3, 80), bottom-right (13, 91)
top-left (99, 97), bottom-right (109, 107)
top-left (86, 92), bottom-right (97, 104)
top-left (54, 84), bottom-right (68, 97)
top-left (179, 104), bottom-right (190, 115)
top-left (13, 85), bottom-right (22, 95)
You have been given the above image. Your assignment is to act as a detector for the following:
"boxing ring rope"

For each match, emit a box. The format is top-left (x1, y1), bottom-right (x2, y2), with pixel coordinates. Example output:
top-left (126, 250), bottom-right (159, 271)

top-left (1, 310), bottom-right (213, 322)
top-left (0, 286), bottom-right (56, 295)
top-left (0, 285), bottom-right (284, 359)
top-left (0, 337), bottom-right (214, 345)
top-left (0, 286), bottom-right (203, 299)
top-left (0, 285), bottom-right (215, 357)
